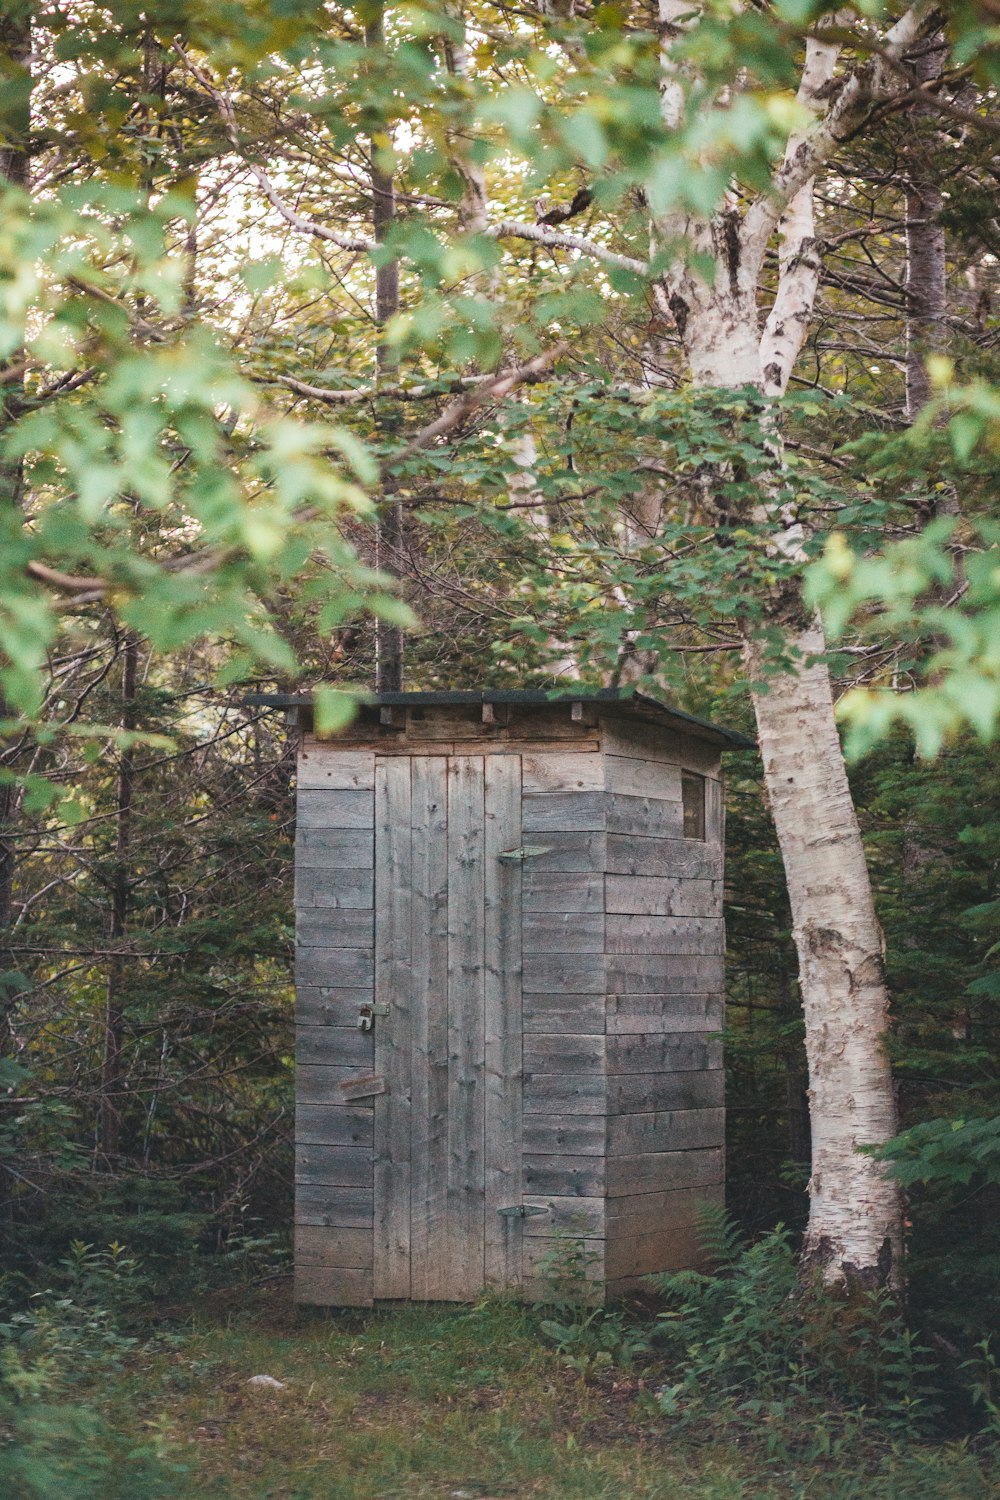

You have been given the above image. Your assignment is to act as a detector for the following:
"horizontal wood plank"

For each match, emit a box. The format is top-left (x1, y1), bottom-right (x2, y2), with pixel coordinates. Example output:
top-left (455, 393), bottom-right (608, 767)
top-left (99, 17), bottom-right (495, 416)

top-left (521, 753), bottom-right (604, 794)
top-left (606, 913), bottom-right (724, 956)
top-left (297, 789), bottom-right (374, 829)
top-left (600, 720), bottom-right (722, 776)
top-left (297, 750), bottom-right (375, 791)
top-left (605, 1182), bottom-right (725, 1232)
top-left (297, 987), bottom-right (374, 1027)
top-left (524, 992), bottom-right (606, 1034)
top-left (605, 1223), bottom-right (708, 1280)
top-left (519, 831), bottom-right (607, 873)
top-left (606, 953), bottom-right (724, 995)
top-left (522, 954), bottom-right (606, 995)
top-left (295, 1143), bottom-right (373, 1188)
top-left (605, 794), bottom-right (683, 839)
top-left (523, 1237), bottom-right (605, 1281)
top-left (524, 1071), bottom-right (606, 1116)
top-left (522, 872), bottom-right (604, 913)
top-left (523, 1153), bottom-right (605, 1198)
top-left (607, 1146), bottom-right (725, 1197)
top-left (522, 792), bottom-right (605, 833)
top-left (605, 835), bottom-right (722, 880)
top-left (296, 827), bottom-right (374, 869)
top-left (606, 1108), bottom-right (725, 1155)
top-left (523, 1114), bottom-right (606, 1156)
top-left (297, 946), bottom-right (374, 989)
top-left (295, 867), bottom-right (374, 909)
top-left (295, 1224), bottom-right (373, 1267)
top-left (523, 1033), bottom-right (606, 1075)
top-left (607, 1033), bottom-right (723, 1075)
top-left (296, 1026), bottom-right (374, 1069)
top-left (297, 1065), bottom-right (374, 1104)
top-left (608, 1070), bottom-right (724, 1114)
top-left (521, 1195), bottom-right (605, 1237)
top-left (295, 1184), bottom-right (373, 1228)
top-left (522, 910), bottom-right (604, 954)
top-left (295, 1266), bottom-right (373, 1307)
top-left (604, 758), bottom-right (682, 802)
top-left (296, 1104), bottom-right (374, 1148)
top-left (605, 875), bottom-right (721, 918)
top-left (606, 994), bottom-right (723, 1035)
top-left (296, 907), bottom-right (375, 948)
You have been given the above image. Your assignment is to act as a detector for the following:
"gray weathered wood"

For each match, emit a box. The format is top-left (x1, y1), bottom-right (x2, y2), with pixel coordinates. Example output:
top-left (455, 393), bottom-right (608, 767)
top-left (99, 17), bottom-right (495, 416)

top-left (408, 755), bottom-right (451, 1300)
top-left (600, 719), bottom-right (722, 775)
top-left (524, 992), bottom-right (606, 1034)
top-left (520, 831), bottom-right (607, 872)
top-left (295, 1026), bottom-right (373, 1068)
top-left (605, 875), bottom-right (721, 918)
top-left (523, 1070), bottom-right (605, 1116)
top-left (605, 835), bottom-right (722, 880)
top-left (296, 907), bottom-right (375, 948)
top-left (373, 757), bottom-right (413, 1299)
top-left (297, 749), bottom-right (376, 790)
top-left (605, 1182), bottom-right (724, 1232)
top-left (447, 754), bottom-right (487, 1298)
top-left (521, 752), bottom-right (603, 794)
top-left (605, 914), bottom-right (724, 956)
top-left (607, 1146), bottom-right (724, 1197)
top-left (297, 1064), bottom-right (372, 1104)
top-left (522, 871), bottom-right (604, 913)
top-left (522, 910), bottom-right (604, 953)
top-left (522, 953), bottom-right (606, 995)
top-left (523, 1153), bottom-right (605, 1198)
top-left (607, 1032), bottom-right (722, 1075)
top-left (295, 1224), bottom-right (372, 1266)
top-left (605, 794), bottom-right (683, 839)
top-left (606, 993), bottom-right (723, 1035)
top-left (606, 1108), bottom-right (725, 1155)
top-left (339, 1074), bottom-right (387, 1101)
top-left (522, 791), bottom-right (605, 833)
top-left (296, 827), bottom-right (374, 869)
top-left (521, 1195), bottom-right (605, 1237)
top-left (297, 788), bottom-right (374, 829)
top-left (523, 1034), bottom-right (606, 1075)
top-left (295, 1184), bottom-right (373, 1227)
top-left (604, 756), bottom-right (682, 802)
top-left (295, 1144), bottom-right (373, 1188)
top-left (297, 986), bottom-right (374, 1028)
top-left (606, 952), bottom-right (724, 995)
top-left (608, 1069), bottom-right (724, 1114)
top-left (296, 1104), bottom-right (374, 1147)
top-left (706, 776), bottom-right (725, 844)
top-left (294, 867), bottom-right (374, 909)
top-left (484, 754), bottom-right (523, 1288)
top-left (605, 1224), bottom-right (708, 1280)
top-left (523, 1114), bottom-right (606, 1155)
top-left (296, 945), bottom-right (374, 989)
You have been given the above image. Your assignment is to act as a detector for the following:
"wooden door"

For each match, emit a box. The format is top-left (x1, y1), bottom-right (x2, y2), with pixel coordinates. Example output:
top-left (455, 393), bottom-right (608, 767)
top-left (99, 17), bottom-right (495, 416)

top-left (372, 754), bottom-right (523, 1300)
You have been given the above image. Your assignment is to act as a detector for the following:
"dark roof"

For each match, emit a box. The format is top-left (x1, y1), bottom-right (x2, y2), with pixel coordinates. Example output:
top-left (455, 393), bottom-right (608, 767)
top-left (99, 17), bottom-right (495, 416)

top-left (245, 686), bottom-right (755, 750)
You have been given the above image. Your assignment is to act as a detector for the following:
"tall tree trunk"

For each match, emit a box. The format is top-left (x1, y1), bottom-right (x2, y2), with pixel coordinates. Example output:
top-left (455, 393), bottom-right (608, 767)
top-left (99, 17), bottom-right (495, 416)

top-left (366, 6), bottom-right (404, 693)
top-left (100, 634), bottom-right (138, 1160)
top-left (904, 37), bottom-right (948, 421)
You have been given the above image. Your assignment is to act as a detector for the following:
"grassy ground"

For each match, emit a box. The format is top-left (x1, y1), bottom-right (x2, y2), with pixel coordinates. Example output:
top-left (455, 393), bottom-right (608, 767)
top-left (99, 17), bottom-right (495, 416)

top-left (66, 1281), bottom-right (996, 1500)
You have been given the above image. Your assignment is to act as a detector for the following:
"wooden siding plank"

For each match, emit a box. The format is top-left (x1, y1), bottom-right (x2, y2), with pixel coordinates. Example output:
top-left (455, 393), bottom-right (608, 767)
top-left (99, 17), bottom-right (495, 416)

top-left (523, 1034), bottom-right (606, 1075)
top-left (296, 1104), bottom-right (374, 1148)
top-left (605, 1183), bottom-right (725, 1231)
top-left (604, 757), bottom-right (682, 802)
top-left (521, 1195), bottom-right (605, 1237)
top-left (297, 749), bottom-right (375, 791)
top-left (522, 953), bottom-right (606, 995)
top-left (447, 755), bottom-right (487, 1298)
top-left (296, 946), bottom-right (374, 989)
top-left (607, 1033), bottom-right (723, 1074)
top-left (521, 792), bottom-right (606, 833)
top-left (522, 872), bottom-right (604, 913)
top-left (606, 1108), bottom-right (725, 1155)
top-left (295, 1266), bottom-right (373, 1307)
top-left (606, 914), bottom-right (724, 956)
top-left (605, 794), bottom-right (683, 839)
top-left (605, 835), bottom-right (722, 880)
top-left (295, 1144), bottom-right (373, 1188)
top-left (608, 1070), bottom-right (724, 1114)
top-left (519, 831), bottom-right (606, 873)
top-left (295, 1026), bottom-right (373, 1069)
top-left (607, 1146), bottom-right (725, 1197)
top-left (524, 992), bottom-right (606, 1034)
top-left (409, 756), bottom-right (451, 1300)
top-left (600, 719), bottom-right (723, 776)
top-left (606, 952), bottom-right (724, 995)
top-left (523, 1115), bottom-right (606, 1156)
top-left (523, 1070), bottom-right (606, 1116)
top-left (522, 910), bottom-right (604, 953)
top-left (294, 867), bottom-right (374, 909)
top-left (706, 776), bottom-right (725, 844)
top-left (521, 753), bottom-right (604, 794)
top-left (297, 789), bottom-right (374, 829)
top-left (606, 994), bottom-right (723, 1035)
top-left (484, 754), bottom-right (523, 1289)
top-left (297, 987), bottom-right (374, 1027)
top-left (296, 828), bottom-right (374, 869)
top-left (523, 1153), bottom-right (605, 1197)
top-left (296, 907), bottom-right (375, 948)
top-left (295, 1184), bottom-right (373, 1228)
top-left (295, 1225), bottom-right (372, 1267)
top-left (604, 1224), bottom-right (709, 1280)
top-left (605, 875), bottom-right (721, 918)
top-left (373, 758), bottom-right (413, 1300)
top-left (297, 1065), bottom-right (376, 1105)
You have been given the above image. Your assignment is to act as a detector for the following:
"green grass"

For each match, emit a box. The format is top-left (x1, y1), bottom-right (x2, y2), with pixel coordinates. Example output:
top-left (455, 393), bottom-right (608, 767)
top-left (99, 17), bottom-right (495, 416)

top-left (47, 1285), bottom-right (1000, 1500)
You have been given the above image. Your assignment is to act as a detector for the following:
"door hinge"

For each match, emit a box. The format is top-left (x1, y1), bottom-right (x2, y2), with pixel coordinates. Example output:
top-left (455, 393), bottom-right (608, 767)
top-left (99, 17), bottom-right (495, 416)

top-left (496, 1204), bottom-right (549, 1218)
top-left (498, 845), bottom-right (553, 863)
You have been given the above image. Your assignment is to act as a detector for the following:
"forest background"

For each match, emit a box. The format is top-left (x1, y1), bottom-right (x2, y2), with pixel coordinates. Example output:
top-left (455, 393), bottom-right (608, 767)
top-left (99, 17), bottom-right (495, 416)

top-left (1, 0), bottom-right (1000, 1481)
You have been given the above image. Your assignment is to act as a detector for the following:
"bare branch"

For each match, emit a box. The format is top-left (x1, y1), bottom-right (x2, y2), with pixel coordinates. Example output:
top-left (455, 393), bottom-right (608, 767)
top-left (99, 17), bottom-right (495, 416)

top-left (487, 218), bottom-right (648, 275)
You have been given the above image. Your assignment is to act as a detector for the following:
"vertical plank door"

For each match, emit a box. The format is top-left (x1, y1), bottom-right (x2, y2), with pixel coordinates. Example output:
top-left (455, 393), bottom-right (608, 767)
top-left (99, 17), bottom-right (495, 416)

top-left (372, 753), bottom-right (524, 1301)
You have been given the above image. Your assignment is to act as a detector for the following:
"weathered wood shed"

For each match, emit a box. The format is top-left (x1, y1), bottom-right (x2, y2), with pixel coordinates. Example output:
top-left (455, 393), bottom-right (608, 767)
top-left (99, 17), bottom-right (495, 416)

top-left (273, 688), bottom-right (752, 1306)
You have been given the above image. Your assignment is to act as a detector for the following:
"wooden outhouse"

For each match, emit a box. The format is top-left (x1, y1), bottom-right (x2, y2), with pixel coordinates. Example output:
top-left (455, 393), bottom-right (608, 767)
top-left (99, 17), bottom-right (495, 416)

top-left (278, 688), bottom-right (751, 1306)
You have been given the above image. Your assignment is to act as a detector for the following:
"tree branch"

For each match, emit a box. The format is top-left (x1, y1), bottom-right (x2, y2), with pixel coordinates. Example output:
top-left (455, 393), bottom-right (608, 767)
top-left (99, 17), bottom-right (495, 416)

top-left (486, 219), bottom-right (648, 275)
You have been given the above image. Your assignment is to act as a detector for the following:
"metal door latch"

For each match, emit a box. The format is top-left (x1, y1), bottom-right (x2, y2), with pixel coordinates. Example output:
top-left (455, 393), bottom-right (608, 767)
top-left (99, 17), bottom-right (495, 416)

top-left (498, 845), bottom-right (554, 863)
top-left (496, 1204), bottom-right (548, 1218)
top-left (357, 1003), bottom-right (390, 1030)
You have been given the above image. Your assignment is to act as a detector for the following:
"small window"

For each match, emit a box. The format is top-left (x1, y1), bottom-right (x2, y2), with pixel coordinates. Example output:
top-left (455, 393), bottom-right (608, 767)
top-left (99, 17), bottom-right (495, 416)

top-left (682, 771), bottom-right (706, 840)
